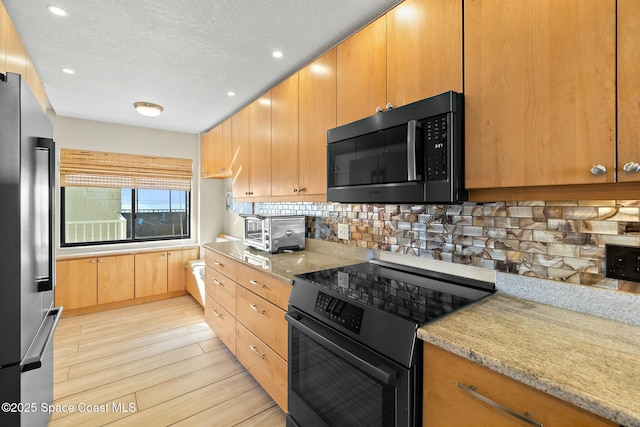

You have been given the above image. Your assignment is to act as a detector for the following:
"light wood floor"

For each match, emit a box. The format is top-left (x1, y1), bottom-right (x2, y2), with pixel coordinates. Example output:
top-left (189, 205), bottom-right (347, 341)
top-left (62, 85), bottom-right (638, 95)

top-left (51, 296), bottom-right (286, 426)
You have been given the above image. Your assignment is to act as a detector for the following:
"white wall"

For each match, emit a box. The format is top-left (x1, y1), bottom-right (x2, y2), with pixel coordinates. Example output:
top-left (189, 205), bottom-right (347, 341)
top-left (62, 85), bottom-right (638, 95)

top-left (50, 113), bottom-right (226, 256)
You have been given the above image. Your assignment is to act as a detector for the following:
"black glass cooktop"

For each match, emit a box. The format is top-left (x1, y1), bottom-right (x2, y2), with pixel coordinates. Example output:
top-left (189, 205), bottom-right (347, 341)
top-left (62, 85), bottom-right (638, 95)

top-left (292, 260), bottom-right (494, 325)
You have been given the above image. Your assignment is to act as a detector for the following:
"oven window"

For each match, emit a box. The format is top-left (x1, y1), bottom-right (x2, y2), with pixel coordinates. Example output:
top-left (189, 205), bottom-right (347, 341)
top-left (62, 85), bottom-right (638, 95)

top-left (291, 328), bottom-right (395, 426)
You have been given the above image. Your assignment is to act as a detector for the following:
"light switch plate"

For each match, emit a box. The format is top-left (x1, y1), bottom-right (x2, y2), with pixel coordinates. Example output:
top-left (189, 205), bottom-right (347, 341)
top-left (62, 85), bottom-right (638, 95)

top-left (338, 223), bottom-right (350, 240)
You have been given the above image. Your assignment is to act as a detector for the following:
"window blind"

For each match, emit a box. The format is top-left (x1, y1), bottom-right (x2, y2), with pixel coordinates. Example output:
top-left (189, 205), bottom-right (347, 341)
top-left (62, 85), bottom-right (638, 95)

top-left (60, 149), bottom-right (192, 191)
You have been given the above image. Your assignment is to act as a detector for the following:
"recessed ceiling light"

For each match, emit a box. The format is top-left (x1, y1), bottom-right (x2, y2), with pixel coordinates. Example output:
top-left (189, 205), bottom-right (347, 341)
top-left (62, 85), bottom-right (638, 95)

top-left (272, 51), bottom-right (284, 59)
top-left (227, 91), bottom-right (236, 97)
top-left (47, 5), bottom-right (67, 16)
top-left (62, 68), bottom-right (75, 74)
top-left (134, 102), bottom-right (163, 117)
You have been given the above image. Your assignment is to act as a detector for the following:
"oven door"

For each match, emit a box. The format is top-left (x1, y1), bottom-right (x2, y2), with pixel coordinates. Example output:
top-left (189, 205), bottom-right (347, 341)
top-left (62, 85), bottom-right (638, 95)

top-left (286, 309), bottom-right (414, 427)
top-left (241, 215), bottom-right (266, 250)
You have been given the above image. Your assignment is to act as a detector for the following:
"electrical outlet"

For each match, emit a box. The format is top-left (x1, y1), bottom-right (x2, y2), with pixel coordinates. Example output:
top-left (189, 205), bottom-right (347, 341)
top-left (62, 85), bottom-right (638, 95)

top-left (605, 244), bottom-right (640, 282)
top-left (338, 223), bottom-right (350, 240)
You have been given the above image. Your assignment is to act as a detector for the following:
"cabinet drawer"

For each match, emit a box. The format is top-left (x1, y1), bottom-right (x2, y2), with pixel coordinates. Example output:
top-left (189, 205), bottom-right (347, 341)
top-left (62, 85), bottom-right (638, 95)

top-left (204, 249), bottom-right (238, 281)
top-left (423, 343), bottom-right (616, 427)
top-left (236, 323), bottom-right (287, 412)
top-left (204, 296), bottom-right (236, 356)
top-left (236, 286), bottom-right (288, 360)
top-left (205, 266), bottom-right (236, 316)
top-left (235, 264), bottom-right (291, 310)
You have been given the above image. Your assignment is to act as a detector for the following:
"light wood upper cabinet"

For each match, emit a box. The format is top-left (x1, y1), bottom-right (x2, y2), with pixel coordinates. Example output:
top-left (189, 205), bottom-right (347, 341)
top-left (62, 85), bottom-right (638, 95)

top-left (231, 105), bottom-right (251, 197)
top-left (248, 92), bottom-right (272, 198)
top-left (135, 251), bottom-right (168, 298)
top-left (386, 0), bottom-right (463, 106)
top-left (464, 0), bottom-right (616, 189)
top-left (298, 48), bottom-right (337, 197)
top-left (0, 2), bottom-right (8, 73)
top-left (200, 126), bottom-right (217, 178)
top-left (97, 254), bottom-right (134, 304)
top-left (55, 258), bottom-right (98, 310)
top-left (618, 0), bottom-right (640, 183)
top-left (336, 15), bottom-right (387, 126)
top-left (271, 73), bottom-right (299, 197)
top-left (201, 120), bottom-right (232, 179)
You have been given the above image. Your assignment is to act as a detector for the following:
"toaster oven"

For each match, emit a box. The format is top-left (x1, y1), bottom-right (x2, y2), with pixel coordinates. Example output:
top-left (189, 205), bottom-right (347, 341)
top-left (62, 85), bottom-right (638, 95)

top-left (240, 214), bottom-right (305, 253)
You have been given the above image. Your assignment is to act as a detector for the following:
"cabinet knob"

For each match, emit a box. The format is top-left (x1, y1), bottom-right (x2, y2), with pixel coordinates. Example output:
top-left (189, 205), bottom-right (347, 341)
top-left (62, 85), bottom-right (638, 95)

top-left (385, 103), bottom-right (394, 110)
top-left (293, 188), bottom-right (298, 193)
top-left (99, 259), bottom-right (104, 263)
top-left (298, 187), bottom-right (306, 193)
top-left (623, 162), bottom-right (640, 174)
top-left (375, 106), bottom-right (383, 113)
top-left (590, 164), bottom-right (607, 176)
top-left (91, 259), bottom-right (97, 264)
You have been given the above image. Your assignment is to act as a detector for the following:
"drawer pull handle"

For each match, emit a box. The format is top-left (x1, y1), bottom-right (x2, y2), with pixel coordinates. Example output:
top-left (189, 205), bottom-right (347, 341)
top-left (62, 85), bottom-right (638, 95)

top-left (213, 261), bottom-right (222, 266)
top-left (249, 345), bottom-right (265, 359)
top-left (249, 279), bottom-right (265, 288)
top-left (212, 309), bottom-right (222, 318)
top-left (250, 304), bottom-right (265, 314)
top-left (213, 279), bottom-right (222, 286)
top-left (456, 382), bottom-right (543, 427)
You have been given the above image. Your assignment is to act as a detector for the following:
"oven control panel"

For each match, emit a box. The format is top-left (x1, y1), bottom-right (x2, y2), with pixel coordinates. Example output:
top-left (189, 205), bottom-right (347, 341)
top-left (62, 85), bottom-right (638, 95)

top-left (315, 291), bottom-right (364, 334)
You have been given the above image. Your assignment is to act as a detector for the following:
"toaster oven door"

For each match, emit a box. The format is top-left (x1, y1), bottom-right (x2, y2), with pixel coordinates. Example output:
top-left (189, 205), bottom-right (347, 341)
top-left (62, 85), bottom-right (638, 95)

top-left (270, 217), bottom-right (305, 252)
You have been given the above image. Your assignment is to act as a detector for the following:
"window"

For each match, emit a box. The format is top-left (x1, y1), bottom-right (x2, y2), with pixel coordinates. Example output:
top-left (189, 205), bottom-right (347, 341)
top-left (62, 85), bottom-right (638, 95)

top-left (60, 149), bottom-right (192, 247)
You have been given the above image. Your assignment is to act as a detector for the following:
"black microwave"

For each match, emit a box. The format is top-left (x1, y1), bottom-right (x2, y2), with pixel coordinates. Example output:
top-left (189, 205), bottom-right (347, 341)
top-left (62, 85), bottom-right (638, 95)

top-left (327, 91), bottom-right (466, 204)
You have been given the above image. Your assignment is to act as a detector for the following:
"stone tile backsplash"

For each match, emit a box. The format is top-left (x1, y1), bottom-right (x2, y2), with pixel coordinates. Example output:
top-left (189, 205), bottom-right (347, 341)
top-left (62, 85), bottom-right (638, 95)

top-left (255, 200), bottom-right (640, 295)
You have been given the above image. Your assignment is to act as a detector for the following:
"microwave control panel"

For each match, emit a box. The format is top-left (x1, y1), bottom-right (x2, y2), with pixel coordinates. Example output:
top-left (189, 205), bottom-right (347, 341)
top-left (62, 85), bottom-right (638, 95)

top-left (425, 114), bottom-right (449, 181)
top-left (315, 291), bottom-right (364, 334)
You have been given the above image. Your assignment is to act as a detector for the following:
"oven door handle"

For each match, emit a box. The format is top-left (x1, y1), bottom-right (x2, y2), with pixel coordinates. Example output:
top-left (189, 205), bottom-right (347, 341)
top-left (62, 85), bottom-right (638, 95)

top-left (286, 312), bottom-right (397, 384)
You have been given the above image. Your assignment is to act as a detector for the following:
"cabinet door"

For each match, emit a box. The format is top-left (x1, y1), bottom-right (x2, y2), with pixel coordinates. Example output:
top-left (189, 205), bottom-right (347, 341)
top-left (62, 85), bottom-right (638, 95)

top-left (618, 0), bottom-right (640, 183)
top-left (423, 343), bottom-right (616, 427)
top-left (386, 0), bottom-right (462, 106)
top-left (299, 48), bottom-right (336, 197)
top-left (271, 73), bottom-right (299, 197)
top-left (221, 118), bottom-right (233, 176)
top-left (167, 248), bottom-right (199, 292)
top-left (55, 258), bottom-right (97, 310)
top-left (200, 127), bottom-right (216, 178)
top-left (134, 252), bottom-right (168, 298)
top-left (336, 15), bottom-right (387, 126)
top-left (97, 254), bottom-right (134, 304)
top-left (464, 0), bottom-right (616, 189)
top-left (249, 93), bottom-right (272, 197)
top-left (231, 105), bottom-right (251, 197)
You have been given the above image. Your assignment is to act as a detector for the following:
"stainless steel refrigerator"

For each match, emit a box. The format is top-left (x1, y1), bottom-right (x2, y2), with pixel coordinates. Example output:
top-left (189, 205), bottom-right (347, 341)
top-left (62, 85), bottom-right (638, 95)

top-left (0, 72), bottom-right (62, 426)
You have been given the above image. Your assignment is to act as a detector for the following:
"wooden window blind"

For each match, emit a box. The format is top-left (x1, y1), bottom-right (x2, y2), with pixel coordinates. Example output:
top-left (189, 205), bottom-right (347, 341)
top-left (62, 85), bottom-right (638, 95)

top-left (59, 149), bottom-right (192, 191)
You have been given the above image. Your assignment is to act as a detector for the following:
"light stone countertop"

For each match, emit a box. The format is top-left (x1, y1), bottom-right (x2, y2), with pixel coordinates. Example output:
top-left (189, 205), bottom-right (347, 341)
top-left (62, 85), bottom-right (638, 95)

top-left (202, 238), bottom-right (371, 283)
top-left (418, 293), bottom-right (640, 427)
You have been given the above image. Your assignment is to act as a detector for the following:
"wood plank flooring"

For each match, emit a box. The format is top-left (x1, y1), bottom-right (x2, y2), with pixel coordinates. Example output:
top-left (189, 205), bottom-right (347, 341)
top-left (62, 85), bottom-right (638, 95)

top-left (51, 296), bottom-right (285, 426)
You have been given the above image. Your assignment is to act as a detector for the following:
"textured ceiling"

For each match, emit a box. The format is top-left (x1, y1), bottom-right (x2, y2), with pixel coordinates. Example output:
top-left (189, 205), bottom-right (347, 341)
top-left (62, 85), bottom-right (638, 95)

top-left (3, 0), bottom-right (402, 134)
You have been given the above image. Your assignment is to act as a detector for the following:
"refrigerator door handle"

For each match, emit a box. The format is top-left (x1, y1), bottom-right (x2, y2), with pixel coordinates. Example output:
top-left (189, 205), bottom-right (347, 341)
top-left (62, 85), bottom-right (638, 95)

top-left (35, 137), bottom-right (55, 293)
top-left (21, 307), bottom-right (63, 372)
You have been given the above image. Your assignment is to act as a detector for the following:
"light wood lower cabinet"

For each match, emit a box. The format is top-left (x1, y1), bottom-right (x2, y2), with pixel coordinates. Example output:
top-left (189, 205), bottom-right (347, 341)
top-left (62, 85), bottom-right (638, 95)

top-left (97, 255), bottom-right (134, 304)
top-left (236, 286), bottom-right (288, 360)
top-left (204, 295), bottom-right (237, 355)
top-left (56, 258), bottom-right (99, 310)
top-left (236, 323), bottom-right (288, 412)
top-left (423, 342), bottom-right (616, 427)
top-left (167, 248), bottom-right (199, 292)
top-left (56, 248), bottom-right (199, 313)
top-left (203, 248), bottom-right (291, 412)
top-left (135, 251), bottom-right (168, 298)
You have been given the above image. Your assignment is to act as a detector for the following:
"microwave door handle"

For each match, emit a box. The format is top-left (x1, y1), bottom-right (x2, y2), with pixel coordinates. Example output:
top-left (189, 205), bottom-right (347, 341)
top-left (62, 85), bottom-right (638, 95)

top-left (407, 120), bottom-right (418, 181)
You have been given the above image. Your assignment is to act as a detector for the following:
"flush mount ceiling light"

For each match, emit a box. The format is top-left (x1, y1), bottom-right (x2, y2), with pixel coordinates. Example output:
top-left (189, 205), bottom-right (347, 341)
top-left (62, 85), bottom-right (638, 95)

top-left (272, 50), bottom-right (284, 59)
top-left (134, 102), bottom-right (163, 117)
top-left (62, 68), bottom-right (75, 74)
top-left (227, 91), bottom-right (236, 97)
top-left (46, 5), bottom-right (67, 16)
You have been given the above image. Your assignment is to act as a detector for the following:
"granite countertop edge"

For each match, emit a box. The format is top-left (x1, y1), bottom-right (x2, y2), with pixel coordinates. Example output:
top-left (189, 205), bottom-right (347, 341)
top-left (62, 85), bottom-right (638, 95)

top-left (418, 295), bottom-right (640, 427)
